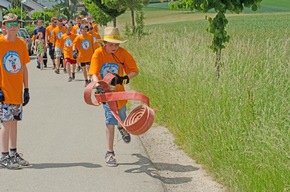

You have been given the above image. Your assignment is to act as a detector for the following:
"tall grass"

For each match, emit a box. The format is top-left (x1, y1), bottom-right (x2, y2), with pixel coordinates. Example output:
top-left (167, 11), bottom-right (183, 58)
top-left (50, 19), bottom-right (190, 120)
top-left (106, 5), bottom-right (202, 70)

top-left (124, 13), bottom-right (290, 191)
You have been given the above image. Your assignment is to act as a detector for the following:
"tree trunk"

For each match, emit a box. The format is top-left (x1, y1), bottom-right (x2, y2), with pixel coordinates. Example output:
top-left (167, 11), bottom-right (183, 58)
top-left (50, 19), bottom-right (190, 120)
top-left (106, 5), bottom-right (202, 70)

top-left (215, 49), bottom-right (221, 79)
top-left (131, 10), bottom-right (135, 33)
top-left (113, 18), bottom-right (117, 27)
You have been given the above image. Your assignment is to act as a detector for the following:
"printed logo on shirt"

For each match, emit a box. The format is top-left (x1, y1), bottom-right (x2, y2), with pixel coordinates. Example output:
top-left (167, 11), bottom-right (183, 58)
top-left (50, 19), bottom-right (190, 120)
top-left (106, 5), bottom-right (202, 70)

top-left (76, 28), bottom-right (81, 35)
top-left (57, 32), bottom-right (63, 39)
top-left (65, 38), bottom-right (73, 47)
top-left (100, 62), bottom-right (119, 79)
top-left (93, 36), bottom-right (97, 43)
top-left (81, 40), bottom-right (90, 50)
top-left (3, 51), bottom-right (22, 74)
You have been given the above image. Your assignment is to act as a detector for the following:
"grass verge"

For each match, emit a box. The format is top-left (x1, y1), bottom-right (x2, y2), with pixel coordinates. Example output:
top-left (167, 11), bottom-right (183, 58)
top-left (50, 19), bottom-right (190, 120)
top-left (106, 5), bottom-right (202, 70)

top-left (123, 12), bottom-right (290, 191)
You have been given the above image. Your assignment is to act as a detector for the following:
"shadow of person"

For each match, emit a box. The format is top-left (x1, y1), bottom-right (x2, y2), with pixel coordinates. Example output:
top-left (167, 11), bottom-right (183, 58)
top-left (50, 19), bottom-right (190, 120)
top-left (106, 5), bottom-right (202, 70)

top-left (29, 162), bottom-right (102, 169)
top-left (119, 153), bottom-right (199, 184)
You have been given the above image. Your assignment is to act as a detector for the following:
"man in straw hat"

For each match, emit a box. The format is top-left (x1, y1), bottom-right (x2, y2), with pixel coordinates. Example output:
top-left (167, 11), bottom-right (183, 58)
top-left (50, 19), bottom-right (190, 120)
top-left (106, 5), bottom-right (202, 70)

top-left (89, 27), bottom-right (139, 167)
top-left (0, 13), bottom-right (31, 170)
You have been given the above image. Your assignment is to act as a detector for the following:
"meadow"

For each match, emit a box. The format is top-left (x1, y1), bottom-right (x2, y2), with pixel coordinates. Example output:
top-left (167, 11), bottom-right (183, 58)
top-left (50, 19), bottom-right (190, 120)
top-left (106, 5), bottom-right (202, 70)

top-left (116, 1), bottom-right (289, 191)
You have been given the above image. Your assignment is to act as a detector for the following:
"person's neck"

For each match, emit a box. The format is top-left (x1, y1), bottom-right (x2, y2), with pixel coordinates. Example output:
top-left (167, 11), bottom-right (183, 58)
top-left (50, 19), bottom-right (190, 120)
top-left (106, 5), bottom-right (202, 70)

top-left (5, 34), bottom-right (17, 42)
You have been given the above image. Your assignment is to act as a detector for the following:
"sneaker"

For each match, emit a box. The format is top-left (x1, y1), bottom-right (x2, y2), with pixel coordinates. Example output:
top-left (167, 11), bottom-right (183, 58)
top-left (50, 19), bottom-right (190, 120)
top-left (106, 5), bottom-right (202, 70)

top-left (85, 80), bottom-right (90, 87)
top-left (11, 153), bottom-right (29, 166)
top-left (0, 155), bottom-right (21, 170)
top-left (36, 65), bottom-right (40, 69)
top-left (54, 69), bottom-right (60, 74)
top-left (72, 73), bottom-right (75, 80)
top-left (68, 77), bottom-right (73, 82)
top-left (52, 64), bottom-right (56, 70)
top-left (63, 68), bottom-right (67, 73)
top-left (105, 152), bottom-right (117, 167)
top-left (118, 127), bottom-right (131, 143)
top-left (76, 66), bottom-right (81, 72)
top-left (44, 64), bottom-right (47, 68)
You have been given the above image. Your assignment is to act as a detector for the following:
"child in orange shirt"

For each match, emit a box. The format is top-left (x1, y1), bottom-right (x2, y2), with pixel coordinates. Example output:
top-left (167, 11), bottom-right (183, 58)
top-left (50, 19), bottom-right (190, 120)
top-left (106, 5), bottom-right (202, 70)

top-left (89, 27), bottom-right (139, 167)
top-left (87, 23), bottom-right (101, 51)
top-left (60, 23), bottom-right (77, 82)
top-left (72, 24), bottom-right (94, 86)
top-left (51, 17), bottom-right (66, 74)
top-left (0, 13), bottom-right (30, 170)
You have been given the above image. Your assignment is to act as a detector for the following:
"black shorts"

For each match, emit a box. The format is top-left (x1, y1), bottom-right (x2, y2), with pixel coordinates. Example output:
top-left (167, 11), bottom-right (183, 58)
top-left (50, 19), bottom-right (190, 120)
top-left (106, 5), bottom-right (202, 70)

top-left (80, 62), bottom-right (90, 67)
top-left (48, 42), bottom-right (55, 60)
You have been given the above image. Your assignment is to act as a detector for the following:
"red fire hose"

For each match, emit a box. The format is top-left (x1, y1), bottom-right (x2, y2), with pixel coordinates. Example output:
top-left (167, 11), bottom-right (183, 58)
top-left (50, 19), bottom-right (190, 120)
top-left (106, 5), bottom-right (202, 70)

top-left (84, 73), bottom-right (155, 135)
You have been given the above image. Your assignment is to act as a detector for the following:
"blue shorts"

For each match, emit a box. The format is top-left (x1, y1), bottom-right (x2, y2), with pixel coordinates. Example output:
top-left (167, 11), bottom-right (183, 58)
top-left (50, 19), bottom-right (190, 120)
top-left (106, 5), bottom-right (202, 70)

top-left (0, 104), bottom-right (23, 122)
top-left (103, 104), bottom-right (126, 125)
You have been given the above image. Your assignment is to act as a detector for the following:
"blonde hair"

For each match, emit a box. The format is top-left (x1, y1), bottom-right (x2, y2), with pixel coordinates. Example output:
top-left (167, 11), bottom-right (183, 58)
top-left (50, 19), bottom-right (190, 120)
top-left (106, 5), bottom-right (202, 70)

top-left (65, 23), bottom-right (72, 29)
top-left (36, 32), bottom-right (43, 39)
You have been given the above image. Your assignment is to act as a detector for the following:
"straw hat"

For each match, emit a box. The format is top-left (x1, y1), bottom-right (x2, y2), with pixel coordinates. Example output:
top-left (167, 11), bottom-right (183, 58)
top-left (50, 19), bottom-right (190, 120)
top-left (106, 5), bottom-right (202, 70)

top-left (102, 27), bottom-right (127, 44)
top-left (2, 13), bottom-right (22, 24)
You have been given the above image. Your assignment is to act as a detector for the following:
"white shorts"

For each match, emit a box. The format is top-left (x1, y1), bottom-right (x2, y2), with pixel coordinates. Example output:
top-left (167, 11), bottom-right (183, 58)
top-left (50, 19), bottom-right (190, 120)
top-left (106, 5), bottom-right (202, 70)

top-left (55, 47), bottom-right (62, 57)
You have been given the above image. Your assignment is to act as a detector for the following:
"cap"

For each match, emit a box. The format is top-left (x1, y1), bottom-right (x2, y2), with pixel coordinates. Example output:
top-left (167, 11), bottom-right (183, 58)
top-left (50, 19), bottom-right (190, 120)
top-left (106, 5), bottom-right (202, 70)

top-left (80, 24), bottom-right (88, 29)
top-left (2, 13), bottom-right (21, 24)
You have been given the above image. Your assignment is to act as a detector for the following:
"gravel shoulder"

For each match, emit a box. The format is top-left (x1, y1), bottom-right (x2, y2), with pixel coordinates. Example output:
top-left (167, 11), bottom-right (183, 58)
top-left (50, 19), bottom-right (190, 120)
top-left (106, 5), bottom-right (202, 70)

top-left (138, 124), bottom-right (226, 192)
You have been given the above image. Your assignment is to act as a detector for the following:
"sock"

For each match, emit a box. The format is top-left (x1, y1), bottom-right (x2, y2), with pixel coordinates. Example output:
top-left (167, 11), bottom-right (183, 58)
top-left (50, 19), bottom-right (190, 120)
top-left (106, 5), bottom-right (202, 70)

top-left (10, 148), bottom-right (17, 156)
top-left (1, 152), bottom-right (9, 158)
top-left (107, 151), bottom-right (115, 156)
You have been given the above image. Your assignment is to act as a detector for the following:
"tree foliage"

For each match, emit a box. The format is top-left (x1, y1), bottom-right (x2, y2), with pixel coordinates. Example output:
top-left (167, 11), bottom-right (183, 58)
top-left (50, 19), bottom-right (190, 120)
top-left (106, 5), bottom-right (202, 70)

top-left (84, 0), bottom-right (114, 26)
top-left (169, 0), bottom-right (263, 78)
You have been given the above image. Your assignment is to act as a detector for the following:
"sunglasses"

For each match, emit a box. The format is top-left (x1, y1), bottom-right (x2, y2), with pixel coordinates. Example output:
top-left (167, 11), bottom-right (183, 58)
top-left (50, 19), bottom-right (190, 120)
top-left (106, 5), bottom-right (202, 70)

top-left (6, 21), bottom-right (19, 28)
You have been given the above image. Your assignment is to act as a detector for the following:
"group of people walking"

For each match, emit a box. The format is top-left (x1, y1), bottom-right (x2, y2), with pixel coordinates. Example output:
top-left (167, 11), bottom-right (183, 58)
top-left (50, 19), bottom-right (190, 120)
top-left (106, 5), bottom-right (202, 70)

top-left (0, 12), bottom-right (139, 169)
top-left (33, 16), bottom-right (101, 86)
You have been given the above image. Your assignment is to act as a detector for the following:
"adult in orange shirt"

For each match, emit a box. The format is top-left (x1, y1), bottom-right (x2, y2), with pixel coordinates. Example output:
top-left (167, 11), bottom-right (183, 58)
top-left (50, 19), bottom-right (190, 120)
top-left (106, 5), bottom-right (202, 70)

top-left (87, 22), bottom-right (101, 51)
top-left (89, 27), bottom-right (139, 167)
top-left (71, 16), bottom-right (82, 35)
top-left (0, 13), bottom-right (30, 170)
top-left (60, 23), bottom-right (77, 82)
top-left (72, 24), bottom-right (94, 86)
top-left (71, 16), bottom-right (83, 72)
top-left (51, 17), bottom-right (66, 74)
top-left (91, 20), bottom-right (98, 33)
top-left (0, 23), bottom-right (7, 38)
top-left (45, 17), bottom-right (57, 69)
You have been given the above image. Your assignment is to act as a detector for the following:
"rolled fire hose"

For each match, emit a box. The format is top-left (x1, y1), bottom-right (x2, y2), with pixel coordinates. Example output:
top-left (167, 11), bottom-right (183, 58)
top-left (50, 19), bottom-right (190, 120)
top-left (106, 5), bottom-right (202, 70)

top-left (84, 73), bottom-right (155, 135)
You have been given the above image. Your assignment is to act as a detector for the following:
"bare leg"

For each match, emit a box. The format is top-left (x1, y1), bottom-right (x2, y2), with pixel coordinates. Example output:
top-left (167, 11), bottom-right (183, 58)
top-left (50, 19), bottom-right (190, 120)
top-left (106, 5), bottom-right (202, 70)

top-left (67, 62), bottom-right (71, 77)
top-left (0, 121), bottom-right (17, 153)
top-left (106, 124), bottom-right (115, 152)
top-left (82, 66), bottom-right (87, 80)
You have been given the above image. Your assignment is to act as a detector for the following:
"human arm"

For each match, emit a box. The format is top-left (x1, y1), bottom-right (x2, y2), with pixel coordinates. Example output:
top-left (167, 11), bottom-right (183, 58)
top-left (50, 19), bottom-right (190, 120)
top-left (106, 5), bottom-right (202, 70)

top-left (45, 28), bottom-right (49, 48)
top-left (23, 65), bottom-right (30, 106)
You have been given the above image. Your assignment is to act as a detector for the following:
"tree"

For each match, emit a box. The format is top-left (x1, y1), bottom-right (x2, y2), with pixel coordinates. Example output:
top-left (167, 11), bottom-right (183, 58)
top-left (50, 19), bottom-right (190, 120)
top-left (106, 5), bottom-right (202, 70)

top-left (169, 0), bottom-right (263, 78)
top-left (11, 0), bottom-right (21, 8)
top-left (84, 0), bottom-right (114, 26)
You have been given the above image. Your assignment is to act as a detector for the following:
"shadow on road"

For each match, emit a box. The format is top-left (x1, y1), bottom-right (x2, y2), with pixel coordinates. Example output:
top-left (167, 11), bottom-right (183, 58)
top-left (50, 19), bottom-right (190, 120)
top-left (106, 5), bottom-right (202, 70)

top-left (119, 153), bottom-right (198, 184)
top-left (29, 162), bottom-right (102, 169)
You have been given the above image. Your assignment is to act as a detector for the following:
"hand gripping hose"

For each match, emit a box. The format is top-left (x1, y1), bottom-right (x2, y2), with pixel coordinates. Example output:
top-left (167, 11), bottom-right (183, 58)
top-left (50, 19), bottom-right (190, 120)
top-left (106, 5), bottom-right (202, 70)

top-left (84, 73), bottom-right (155, 135)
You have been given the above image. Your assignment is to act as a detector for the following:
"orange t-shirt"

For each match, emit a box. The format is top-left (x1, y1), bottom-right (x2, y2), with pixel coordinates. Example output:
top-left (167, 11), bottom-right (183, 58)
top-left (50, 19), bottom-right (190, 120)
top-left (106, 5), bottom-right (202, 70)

top-left (89, 46), bottom-right (139, 109)
top-left (72, 34), bottom-right (94, 63)
top-left (87, 32), bottom-right (101, 51)
top-left (59, 33), bottom-right (77, 60)
top-left (72, 24), bottom-right (81, 35)
top-left (52, 26), bottom-right (66, 48)
top-left (93, 23), bottom-right (98, 33)
top-left (45, 25), bottom-right (56, 43)
top-left (0, 37), bottom-right (30, 104)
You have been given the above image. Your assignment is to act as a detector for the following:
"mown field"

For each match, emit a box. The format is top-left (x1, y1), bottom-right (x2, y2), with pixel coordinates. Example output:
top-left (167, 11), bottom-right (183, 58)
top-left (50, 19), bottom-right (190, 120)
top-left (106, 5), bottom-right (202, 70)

top-left (116, 1), bottom-right (289, 191)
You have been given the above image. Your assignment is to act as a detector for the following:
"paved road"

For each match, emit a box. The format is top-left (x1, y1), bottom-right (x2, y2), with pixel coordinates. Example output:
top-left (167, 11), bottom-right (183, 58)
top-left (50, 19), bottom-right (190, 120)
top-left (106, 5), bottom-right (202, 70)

top-left (0, 56), bottom-right (165, 192)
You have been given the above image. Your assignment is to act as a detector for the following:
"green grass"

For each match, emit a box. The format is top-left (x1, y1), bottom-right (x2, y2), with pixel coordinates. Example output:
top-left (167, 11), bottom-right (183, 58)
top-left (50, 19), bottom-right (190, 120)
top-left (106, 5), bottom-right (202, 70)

top-left (118, 5), bottom-right (290, 192)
